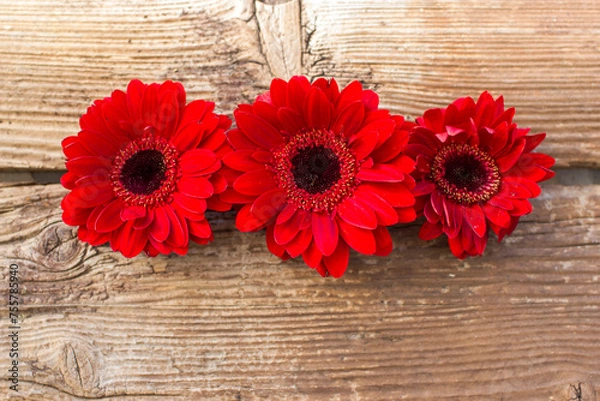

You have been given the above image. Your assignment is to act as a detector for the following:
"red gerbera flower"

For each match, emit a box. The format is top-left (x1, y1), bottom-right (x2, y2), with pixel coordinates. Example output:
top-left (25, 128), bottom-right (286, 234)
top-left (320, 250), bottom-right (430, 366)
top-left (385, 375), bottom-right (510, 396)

top-left (405, 91), bottom-right (555, 258)
top-left (221, 76), bottom-right (417, 277)
top-left (61, 79), bottom-right (232, 257)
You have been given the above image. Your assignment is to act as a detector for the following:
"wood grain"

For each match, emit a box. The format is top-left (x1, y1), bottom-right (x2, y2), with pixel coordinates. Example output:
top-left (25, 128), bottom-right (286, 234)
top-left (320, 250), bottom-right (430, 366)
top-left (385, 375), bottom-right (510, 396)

top-left (1, 0), bottom-right (599, 170)
top-left (0, 0), bottom-right (270, 169)
top-left (303, 0), bottom-right (600, 168)
top-left (1, 183), bottom-right (598, 400)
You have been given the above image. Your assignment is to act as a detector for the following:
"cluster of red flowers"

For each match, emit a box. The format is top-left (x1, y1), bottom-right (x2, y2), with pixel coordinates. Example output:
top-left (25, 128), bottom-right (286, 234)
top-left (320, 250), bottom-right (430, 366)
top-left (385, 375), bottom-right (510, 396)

top-left (61, 77), bottom-right (555, 277)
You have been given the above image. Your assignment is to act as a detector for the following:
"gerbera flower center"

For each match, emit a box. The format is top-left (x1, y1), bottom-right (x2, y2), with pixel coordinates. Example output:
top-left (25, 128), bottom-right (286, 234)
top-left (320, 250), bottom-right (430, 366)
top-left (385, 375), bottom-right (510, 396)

top-left (111, 135), bottom-right (180, 208)
top-left (291, 146), bottom-right (341, 194)
top-left (430, 143), bottom-right (500, 204)
top-left (120, 149), bottom-right (166, 195)
top-left (272, 129), bottom-right (358, 212)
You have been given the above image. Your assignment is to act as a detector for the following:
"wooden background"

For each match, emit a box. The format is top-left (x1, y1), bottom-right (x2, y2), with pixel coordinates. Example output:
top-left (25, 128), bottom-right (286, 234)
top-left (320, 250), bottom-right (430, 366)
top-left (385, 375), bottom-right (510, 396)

top-left (1, 0), bottom-right (599, 400)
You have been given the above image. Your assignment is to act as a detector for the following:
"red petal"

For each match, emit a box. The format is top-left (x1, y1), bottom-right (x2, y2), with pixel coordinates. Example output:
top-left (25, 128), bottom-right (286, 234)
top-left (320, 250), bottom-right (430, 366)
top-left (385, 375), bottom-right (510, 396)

top-left (356, 164), bottom-right (404, 183)
top-left (150, 206), bottom-right (171, 242)
top-left (236, 204), bottom-right (270, 232)
top-left (496, 138), bottom-right (526, 173)
top-left (134, 208), bottom-right (154, 229)
top-left (287, 76), bottom-right (311, 114)
top-left (233, 169), bottom-right (277, 196)
top-left (64, 181), bottom-right (114, 209)
top-left (266, 224), bottom-right (289, 259)
top-left (488, 195), bottom-right (515, 210)
top-left (336, 81), bottom-right (363, 113)
top-left (234, 110), bottom-right (283, 150)
top-left (370, 129), bottom-right (409, 162)
top-left (423, 200), bottom-right (439, 223)
top-left (284, 228), bottom-right (313, 258)
top-left (419, 221), bottom-right (443, 240)
top-left (94, 199), bottom-right (125, 233)
top-left (223, 150), bottom-right (265, 172)
top-left (78, 130), bottom-right (120, 157)
top-left (331, 101), bottom-right (364, 137)
top-left (482, 203), bottom-right (511, 228)
top-left (179, 149), bottom-right (218, 175)
top-left (60, 171), bottom-right (78, 189)
top-left (372, 226), bottom-right (393, 256)
top-left (503, 176), bottom-right (541, 198)
top-left (165, 206), bottom-right (188, 248)
top-left (253, 100), bottom-right (280, 130)
top-left (118, 220), bottom-right (148, 258)
top-left (463, 204), bottom-right (487, 238)
top-left (396, 207), bottom-right (417, 224)
top-left (269, 78), bottom-right (288, 106)
top-left (362, 183), bottom-right (415, 208)
top-left (178, 100), bottom-right (208, 130)
top-left (219, 189), bottom-right (256, 204)
top-left (210, 172), bottom-right (228, 194)
top-left (154, 90), bottom-right (180, 138)
top-left (361, 90), bottom-right (379, 111)
top-left (171, 122), bottom-right (203, 152)
top-left (338, 218), bottom-right (376, 255)
top-left (62, 206), bottom-right (91, 226)
top-left (413, 180), bottom-right (436, 197)
top-left (509, 198), bottom-right (533, 216)
top-left (312, 212), bottom-right (339, 257)
top-left (277, 107), bottom-right (305, 135)
top-left (353, 187), bottom-right (398, 226)
top-left (349, 130), bottom-right (379, 161)
top-left (189, 219), bottom-right (212, 239)
top-left (323, 240), bottom-right (350, 278)
top-left (499, 179), bottom-right (533, 199)
top-left (173, 192), bottom-right (207, 214)
top-left (250, 189), bottom-right (287, 227)
top-left (337, 197), bottom-right (378, 230)
top-left (448, 235), bottom-right (468, 259)
top-left (177, 176), bottom-right (214, 199)
top-left (227, 128), bottom-right (260, 151)
top-left (302, 239), bottom-right (323, 269)
top-left (274, 208), bottom-right (305, 245)
top-left (66, 156), bottom-right (112, 176)
top-left (120, 205), bottom-right (146, 221)
top-left (276, 203), bottom-right (298, 225)
top-left (523, 133), bottom-right (546, 153)
top-left (304, 87), bottom-right (332, 130)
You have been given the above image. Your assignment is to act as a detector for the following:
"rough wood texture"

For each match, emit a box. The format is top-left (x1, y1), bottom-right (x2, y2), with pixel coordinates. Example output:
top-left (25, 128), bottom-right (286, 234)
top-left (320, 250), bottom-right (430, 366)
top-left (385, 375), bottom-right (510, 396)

top-left (1, 0), bottom-right (599, 169)
top-left (1, 183), bottom-right (599, 400)
top-left (1, 0), bottom-right (599, 399)
top-left (302, 0), bottom-right (600, 168)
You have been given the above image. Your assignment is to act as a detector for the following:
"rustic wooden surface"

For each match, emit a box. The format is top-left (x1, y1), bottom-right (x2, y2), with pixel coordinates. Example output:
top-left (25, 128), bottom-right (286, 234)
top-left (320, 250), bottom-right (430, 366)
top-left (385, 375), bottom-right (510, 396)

top-left (1, 0), bottom-right (599, 169)
top-left (0, 183), bottom-right (599, 400)
top-left (1, 0), bottom-right (599, 400)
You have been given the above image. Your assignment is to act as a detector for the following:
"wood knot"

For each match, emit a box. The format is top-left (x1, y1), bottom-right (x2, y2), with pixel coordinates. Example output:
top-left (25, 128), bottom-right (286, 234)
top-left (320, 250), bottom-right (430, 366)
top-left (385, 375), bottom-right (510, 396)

top-left (33, 223), bottom-right (86, 271)
top-left (59, 342), bottom-right (104, 397)
top-left (567, 382), bottom-right (597, 401)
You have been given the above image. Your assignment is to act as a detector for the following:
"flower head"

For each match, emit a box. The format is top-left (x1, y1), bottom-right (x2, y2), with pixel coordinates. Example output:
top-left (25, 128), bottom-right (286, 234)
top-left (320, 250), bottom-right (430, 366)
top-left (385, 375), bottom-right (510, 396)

top-left (61, 80), bottom-right (232, 257)
top-left (405, 91), bottom-right (555, 258)
top-left (222, 76), bottom-right (417, 277)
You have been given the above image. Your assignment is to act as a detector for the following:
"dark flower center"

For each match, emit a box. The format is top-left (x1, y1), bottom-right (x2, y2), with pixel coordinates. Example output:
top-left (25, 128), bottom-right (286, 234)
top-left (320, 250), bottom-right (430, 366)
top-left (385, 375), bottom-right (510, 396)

top-left (292, 146), bottom-right (341, 194)
top-left (443, 154), bottom-right (487, 193)
top-left (271, 129), bottom-right (358, 212)
top-left (431, 143), bottom-right (500, 204)
top-left (119, 149), bottom-right (167, 195)
top-left (111, 135), bottom-right (179, 208)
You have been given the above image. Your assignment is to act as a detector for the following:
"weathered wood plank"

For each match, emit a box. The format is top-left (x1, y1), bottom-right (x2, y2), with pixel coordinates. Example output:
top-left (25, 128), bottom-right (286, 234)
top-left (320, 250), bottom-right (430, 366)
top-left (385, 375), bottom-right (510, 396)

top-left (0, 0), bottom-right (270, 169)
top-left (1, 0), bottom-right (599, 170)
top-left (303, 0), bottom-right (600, 168)
top-left (1, 183), bottom-right (598, 400)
